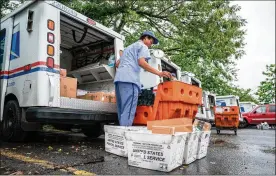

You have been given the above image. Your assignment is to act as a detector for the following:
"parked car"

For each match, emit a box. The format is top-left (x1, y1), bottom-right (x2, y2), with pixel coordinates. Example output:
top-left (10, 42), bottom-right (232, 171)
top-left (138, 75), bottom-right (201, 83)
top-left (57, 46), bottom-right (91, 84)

top-left (242, 104), bottom-right (276, 126)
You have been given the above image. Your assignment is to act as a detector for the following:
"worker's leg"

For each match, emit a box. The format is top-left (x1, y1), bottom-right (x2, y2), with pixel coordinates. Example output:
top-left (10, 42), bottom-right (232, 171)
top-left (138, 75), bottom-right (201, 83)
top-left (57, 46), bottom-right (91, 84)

top-left (115, 82), bottom-right (139, 126)
top-left (115, 83), bottom-right (122, 124)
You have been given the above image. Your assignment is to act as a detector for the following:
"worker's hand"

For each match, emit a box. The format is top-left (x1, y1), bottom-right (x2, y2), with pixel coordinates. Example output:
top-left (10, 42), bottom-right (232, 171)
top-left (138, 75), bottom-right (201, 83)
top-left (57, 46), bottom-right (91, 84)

top-left (116, 60), bottom-right (120, 68)
top-left (158, 71), bottom-right (172, 78)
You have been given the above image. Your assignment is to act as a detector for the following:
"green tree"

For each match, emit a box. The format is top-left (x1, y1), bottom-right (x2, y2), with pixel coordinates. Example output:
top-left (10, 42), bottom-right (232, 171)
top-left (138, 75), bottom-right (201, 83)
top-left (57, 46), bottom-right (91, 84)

top-left (209, 82), bottom-right (258, 103)
top-left (2, 0), bottom-right (252, 99)
top-left (58, 0), bottom-right (247, 95)
top-left (0, 0), bottom-right (24, 18)
top-left (231, 86), bottom-right (258, 104)
top-left (256, 64), bottom-right (275, 104)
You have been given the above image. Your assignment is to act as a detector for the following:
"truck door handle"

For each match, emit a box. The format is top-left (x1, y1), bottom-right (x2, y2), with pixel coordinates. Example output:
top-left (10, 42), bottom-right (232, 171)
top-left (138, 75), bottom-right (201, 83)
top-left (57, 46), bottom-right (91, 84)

top-left (262, 114), bottom-right (265, 115)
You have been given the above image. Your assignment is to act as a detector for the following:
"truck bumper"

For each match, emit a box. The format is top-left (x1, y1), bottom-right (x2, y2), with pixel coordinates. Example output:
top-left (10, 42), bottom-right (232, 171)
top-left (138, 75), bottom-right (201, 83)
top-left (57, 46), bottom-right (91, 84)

top-left (26, 107), bottom-right (118, 124)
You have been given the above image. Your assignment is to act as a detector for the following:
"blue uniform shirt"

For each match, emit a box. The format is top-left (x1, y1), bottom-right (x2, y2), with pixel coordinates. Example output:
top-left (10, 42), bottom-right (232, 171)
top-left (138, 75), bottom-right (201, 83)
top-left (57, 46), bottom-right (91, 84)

top-left (114, 40), bottom-right (151, 90)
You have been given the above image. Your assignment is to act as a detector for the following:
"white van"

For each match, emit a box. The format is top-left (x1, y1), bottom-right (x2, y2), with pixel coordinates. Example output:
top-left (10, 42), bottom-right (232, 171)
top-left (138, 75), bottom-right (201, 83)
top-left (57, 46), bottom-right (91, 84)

top-left (0, 0), bottom-right (125, 141)
top-left (240, 102), bottom-right (257, 113)
top-left (179, 72), bottom-right (216, 124)
top-left (195, 91), bottom-right (216, 124)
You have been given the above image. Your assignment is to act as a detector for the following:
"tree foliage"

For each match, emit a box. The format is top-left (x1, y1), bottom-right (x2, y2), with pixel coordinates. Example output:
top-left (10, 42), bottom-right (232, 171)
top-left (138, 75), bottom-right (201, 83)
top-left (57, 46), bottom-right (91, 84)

top-left (2, 0), bottom-right (257, 102)
top-left (256, 64), bottom-right (275, 104)
top-left (58, 0), bottom-right (247, 94)
top-left (0, 0), bottom-right (24, 18)
top-left (231, 87), bottom-right (258, 104)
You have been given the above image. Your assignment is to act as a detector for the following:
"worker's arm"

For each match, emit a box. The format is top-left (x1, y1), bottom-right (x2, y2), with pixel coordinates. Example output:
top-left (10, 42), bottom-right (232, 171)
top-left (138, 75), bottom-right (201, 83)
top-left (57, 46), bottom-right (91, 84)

top-left (116, 50), bottom-right (123, 68)
top-left (116, 60), bottom-right (120, 68)
top-left (138, 58), bottom-right (171, 78)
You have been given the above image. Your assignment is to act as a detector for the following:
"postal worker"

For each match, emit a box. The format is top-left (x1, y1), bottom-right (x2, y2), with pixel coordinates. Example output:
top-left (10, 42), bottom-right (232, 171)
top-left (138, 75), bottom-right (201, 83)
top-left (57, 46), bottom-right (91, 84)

top-left (114, 31), bottom-right (171, 126)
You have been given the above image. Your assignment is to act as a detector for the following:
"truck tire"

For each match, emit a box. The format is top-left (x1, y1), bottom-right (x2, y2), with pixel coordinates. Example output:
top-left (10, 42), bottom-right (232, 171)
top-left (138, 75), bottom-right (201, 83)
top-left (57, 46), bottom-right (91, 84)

top-left (1, 100), bottom-right (27, 142)
top-left (239, 119), bottom-right (248, 128)
top-left (53, 124), bottom-right (72, 131)
top-left (82, 124), bottom-right (102, 138)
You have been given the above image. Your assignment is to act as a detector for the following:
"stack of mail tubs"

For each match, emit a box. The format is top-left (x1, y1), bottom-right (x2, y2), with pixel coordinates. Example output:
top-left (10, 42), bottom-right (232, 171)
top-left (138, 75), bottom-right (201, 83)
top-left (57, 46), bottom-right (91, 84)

top-left (104, 118), bottom-right (212, 172)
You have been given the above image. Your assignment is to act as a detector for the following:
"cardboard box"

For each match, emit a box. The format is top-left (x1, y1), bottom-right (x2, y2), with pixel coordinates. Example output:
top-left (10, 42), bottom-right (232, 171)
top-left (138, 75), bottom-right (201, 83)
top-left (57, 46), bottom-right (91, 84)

top-left (193, 119), bottom-right (204, 130)
top-left (203, 122), bottom-right (212, 131)
top-left (77, 92), bottom-right (104, 101)
top-left (77, 92), bottom-right (117, 103)
top-left (77, 93), bottom-right (94, 100)
top-left (152, 126), bottom-right (175, 135)
top-left (193, 119), bottom-right (211, 131)
top-left (174, 125), bottom-right (193, 133)
top-left (152, 125), bottom-right (193, 135)
top-left (92, 92), bottom-right (105, 101)
top-left (60, 68), bottom-right (67, 77)
top-left (147, 118), bottom-right (193, 130)
top-left (103, 93), bottom-right (111, 103)
top-left (103, 93), bottom-right (116, 103)
top-left (91, 92), bottom-right (116, 103)
top-left (60, 77), bottom-right (77, 98)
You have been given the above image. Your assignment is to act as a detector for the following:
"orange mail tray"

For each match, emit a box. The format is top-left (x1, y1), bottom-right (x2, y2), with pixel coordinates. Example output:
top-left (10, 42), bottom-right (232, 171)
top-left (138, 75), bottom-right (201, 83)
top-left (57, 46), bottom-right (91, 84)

top-left (214, 106), bottom-right (240, 128)
top-left (134, 81), bottom-right (202, 125)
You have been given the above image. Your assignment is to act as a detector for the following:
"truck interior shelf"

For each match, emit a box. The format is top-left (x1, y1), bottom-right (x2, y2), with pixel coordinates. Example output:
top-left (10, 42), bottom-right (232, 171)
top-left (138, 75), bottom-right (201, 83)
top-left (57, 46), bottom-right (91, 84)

top-left (60, 97), bottom-right (117, 113)
top-left (67, 62), bottom-right (115, 84)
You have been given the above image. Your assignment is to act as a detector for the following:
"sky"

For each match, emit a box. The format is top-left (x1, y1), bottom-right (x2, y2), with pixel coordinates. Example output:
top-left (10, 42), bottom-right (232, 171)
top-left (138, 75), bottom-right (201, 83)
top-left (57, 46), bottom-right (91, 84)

top-left (233, 1), bottom-right (275, 92)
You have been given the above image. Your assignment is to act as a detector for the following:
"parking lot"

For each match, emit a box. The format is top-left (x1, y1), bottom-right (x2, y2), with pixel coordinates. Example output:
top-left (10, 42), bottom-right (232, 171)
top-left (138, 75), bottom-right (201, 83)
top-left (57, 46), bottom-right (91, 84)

top-left (1, 128), bottom-right (275, 175)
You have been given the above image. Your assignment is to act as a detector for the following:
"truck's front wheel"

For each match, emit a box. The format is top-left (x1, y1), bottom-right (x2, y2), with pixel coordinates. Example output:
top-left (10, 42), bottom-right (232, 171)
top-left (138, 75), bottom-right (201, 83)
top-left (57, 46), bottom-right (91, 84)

top-left (239, 119), bottom-right (248, 128)
top-left (1, 100), bottom-right (27, 142)
top-left (82, 124), bottom-right (102, 138)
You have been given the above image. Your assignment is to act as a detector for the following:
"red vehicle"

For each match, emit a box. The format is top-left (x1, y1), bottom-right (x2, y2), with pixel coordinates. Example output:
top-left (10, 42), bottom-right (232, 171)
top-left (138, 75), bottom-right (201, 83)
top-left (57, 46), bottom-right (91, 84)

top-left (242, 104), bottom-right (276, 126)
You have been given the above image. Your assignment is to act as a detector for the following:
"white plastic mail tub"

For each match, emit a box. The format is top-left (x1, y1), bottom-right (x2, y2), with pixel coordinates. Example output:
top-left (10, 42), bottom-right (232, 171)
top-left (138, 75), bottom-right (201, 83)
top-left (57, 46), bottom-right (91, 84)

top-left (126, 130), bottom-right (189, 172)
top-left (104, 125), bottom-right (147, 157)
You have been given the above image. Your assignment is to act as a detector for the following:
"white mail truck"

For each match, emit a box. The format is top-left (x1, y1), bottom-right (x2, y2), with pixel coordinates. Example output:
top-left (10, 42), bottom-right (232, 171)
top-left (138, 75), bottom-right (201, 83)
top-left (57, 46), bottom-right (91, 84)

top-left (0, 0), bottom-right (125, 141)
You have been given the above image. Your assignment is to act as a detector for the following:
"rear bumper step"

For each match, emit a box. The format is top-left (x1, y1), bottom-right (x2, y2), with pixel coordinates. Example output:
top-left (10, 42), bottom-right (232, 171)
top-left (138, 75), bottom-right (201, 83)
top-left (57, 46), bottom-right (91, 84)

top-left (26, 107), bottom-right (118, 124)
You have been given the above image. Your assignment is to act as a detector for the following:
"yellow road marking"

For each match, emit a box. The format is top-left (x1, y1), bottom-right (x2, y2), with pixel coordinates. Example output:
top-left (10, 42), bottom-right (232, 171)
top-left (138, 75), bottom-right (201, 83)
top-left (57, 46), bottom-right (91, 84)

top-left (1, 149), bottom-right (96, 175)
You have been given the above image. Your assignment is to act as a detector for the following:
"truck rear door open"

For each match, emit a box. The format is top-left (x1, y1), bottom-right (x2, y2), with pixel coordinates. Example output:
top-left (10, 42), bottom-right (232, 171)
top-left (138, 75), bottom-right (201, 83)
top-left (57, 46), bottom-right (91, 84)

top-left (0, 18), bottom-right (13, 120)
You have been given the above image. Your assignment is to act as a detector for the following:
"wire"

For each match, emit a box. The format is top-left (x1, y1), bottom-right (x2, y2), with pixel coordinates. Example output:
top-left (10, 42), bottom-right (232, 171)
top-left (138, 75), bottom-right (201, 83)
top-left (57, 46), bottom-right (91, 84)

top-left (72, 27), bottom-right (88, 43)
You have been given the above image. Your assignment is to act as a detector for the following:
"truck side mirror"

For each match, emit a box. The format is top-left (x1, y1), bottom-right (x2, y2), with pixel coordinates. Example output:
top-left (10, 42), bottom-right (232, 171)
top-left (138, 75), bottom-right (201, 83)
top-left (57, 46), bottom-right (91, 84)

top-left (152, 49), bottom-right (164, 58)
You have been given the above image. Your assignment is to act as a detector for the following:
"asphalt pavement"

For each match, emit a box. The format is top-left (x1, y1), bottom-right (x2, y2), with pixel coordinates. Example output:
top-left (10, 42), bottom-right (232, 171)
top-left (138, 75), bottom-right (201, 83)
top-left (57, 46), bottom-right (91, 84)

top-left (0, 127), bottom-right (275, 175)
